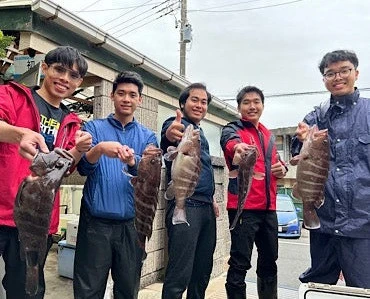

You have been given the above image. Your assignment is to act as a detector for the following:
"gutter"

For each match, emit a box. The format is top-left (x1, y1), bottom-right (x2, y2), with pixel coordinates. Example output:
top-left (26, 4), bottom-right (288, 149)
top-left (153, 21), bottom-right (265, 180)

top-left (29, 0), bottom-right (238, 117)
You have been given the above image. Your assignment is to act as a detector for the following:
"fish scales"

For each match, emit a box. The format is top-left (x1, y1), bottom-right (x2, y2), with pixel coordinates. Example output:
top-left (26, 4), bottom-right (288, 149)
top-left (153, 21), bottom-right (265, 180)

top-left (14, 148), bottom-right (74, 296)
top-left (230, 145), bottom-right (258, 230)
top-left (291, 125), bottom-right (330, 229)
top-left (164, 124), bottom-right (201, 225)
top-left (131, 145), bottom-right (162, 251)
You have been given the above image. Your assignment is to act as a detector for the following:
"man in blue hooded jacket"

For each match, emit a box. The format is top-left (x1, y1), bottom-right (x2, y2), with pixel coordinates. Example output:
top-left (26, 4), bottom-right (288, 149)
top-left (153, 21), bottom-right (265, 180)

top-left (74, 71), bottom-right (157, 298)
top-left (292, 50), bottom-right (370, 288)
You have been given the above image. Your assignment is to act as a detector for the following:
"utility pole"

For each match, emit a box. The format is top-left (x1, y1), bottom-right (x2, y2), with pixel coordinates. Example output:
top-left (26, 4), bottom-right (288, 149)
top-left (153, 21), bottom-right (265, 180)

top-left (179, 0), bottom-right (187, 77)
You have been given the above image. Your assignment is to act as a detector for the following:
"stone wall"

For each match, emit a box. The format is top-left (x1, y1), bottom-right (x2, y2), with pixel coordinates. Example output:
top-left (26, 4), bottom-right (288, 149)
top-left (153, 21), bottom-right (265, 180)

top-left (139, 156), bottom-right (230, 288)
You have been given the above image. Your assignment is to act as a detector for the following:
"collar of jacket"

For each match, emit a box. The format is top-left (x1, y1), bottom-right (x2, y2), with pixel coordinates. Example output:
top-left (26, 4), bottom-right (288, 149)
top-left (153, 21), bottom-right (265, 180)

top-left (107, 113), bottom-right (137, 130)
top-left (330, 88), bottom-right (360, 110)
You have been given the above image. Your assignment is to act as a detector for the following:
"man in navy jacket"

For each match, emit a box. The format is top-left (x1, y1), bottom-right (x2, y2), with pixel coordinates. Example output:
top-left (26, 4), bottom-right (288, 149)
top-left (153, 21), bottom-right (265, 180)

top-left (292, 50), bottom-right (370, 288)
top-left (161, 83), bottom-right (219, 299)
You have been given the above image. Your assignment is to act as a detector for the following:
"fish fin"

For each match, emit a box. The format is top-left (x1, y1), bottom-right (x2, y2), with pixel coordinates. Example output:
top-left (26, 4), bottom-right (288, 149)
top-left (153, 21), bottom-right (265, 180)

top-left (172, 206), bottom-right (189, 226)
top-left (24, 251), bottom-right (39, 296)
top-left (228, 169), bottom-right (238, 178)
top-left (302, 202), bottom-right (320, 229)
top-left (292, 183), bottom-right (300, 199)
top-left (229, 211), bottom-right (242, 231)
top-left (314, 196), bottom-right (325, 209)
top-left (122, 166), bottom-right (134, 177)
top-left (253, 172), bottom-right (265, 180)
top-left (165, 182), bottom-right (175, 200)
top-left (130, 177), bottom-right (138, 187)
top-left (164, 147), bottom-right (178, 161)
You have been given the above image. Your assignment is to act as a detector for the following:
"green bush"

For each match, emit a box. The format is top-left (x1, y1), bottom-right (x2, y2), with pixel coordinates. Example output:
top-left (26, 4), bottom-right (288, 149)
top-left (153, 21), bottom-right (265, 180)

top-left (0, 30), bottom-right (15, 58)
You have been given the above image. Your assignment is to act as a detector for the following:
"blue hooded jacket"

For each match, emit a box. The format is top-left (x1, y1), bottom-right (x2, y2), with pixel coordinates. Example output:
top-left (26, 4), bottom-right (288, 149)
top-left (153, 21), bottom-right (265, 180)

top-left (78, 114), bottom-right (158, 220)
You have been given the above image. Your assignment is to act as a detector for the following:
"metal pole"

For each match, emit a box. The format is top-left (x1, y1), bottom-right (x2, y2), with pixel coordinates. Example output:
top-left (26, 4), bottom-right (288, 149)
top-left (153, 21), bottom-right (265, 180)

top-left (179, 0), bottom-right (187, 77)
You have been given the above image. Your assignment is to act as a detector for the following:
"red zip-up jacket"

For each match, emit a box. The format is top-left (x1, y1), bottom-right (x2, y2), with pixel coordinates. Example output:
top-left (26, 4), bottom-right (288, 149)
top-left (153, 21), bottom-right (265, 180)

top-left (0, 81), bottom-right (82, 234)
top-left (220, 119), bottom-right (279, 211)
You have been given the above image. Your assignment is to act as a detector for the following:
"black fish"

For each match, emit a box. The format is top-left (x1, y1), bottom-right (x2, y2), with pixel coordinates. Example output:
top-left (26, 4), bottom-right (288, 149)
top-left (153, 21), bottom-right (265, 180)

top-left (14, 148), bottom-right (74, 295)
top-left (130, 145), bottom-right (162, 251)
top-left (229, 145), bottom-right (259, 230)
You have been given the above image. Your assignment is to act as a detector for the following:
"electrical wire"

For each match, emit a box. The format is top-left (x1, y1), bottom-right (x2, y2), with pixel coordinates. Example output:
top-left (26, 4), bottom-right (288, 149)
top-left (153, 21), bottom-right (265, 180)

top-left (110, 1), bottom-right (178, 35)
top-left (75, 2), bottom-right (163, 13)
top-left (101, 0), bottom-right (155, 28)
top-left (189, 0), bottom-right (304, 13)
top-left (77, 0), bottom-right (101, 12)
top-left (116, 7), bottom-right (179, 37)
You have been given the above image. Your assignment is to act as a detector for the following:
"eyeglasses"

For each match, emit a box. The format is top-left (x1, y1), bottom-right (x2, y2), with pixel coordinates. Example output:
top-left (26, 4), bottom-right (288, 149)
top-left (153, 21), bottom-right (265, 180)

top-left (48, 64), bottom-right (82, 82)
top-left (323, 68), bottom-right (353, 81)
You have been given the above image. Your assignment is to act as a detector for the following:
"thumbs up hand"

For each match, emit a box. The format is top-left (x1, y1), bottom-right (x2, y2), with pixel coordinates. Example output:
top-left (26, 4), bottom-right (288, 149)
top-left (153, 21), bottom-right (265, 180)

top-left (165, 109), bottom-right (185, 143)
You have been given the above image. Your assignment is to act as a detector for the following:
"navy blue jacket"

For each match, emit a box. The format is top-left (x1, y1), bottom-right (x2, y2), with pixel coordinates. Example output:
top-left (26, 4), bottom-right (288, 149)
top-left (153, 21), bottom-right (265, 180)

top-left (291, 89), bottom-right (370, 238)
top-left (78, 114), bottom-right (158, 220)
top-left (161, 117), bottom-right (215, 203)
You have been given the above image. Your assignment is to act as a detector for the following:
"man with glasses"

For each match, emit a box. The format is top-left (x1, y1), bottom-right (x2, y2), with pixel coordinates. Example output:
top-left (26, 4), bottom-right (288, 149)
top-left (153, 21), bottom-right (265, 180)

top-left (0, 46), bottom-right (92, 298)
top-left (292, 50), bottom-right (370, 288)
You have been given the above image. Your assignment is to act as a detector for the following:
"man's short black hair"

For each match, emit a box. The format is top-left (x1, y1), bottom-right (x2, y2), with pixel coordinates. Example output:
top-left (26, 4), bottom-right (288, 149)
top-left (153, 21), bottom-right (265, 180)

top-left (44, 46), bottom-right (88, 77)
top-left (113, 71), bottom-right (144, 95)
top-left (319, 50), bottom-right (358, 74)
top-left (236, 86), bottom-right (264, 107)
top-left (178, 83), bottom-right (212, 109)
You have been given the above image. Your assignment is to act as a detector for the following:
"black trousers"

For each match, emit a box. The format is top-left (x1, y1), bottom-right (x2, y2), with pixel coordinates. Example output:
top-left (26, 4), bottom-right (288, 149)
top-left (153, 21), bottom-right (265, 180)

top-left (300, 231), bottom-right (370, 288)
top-left (0, 226), bottom-right (53, 299)
top-left (162, 201), bottom-right (216, 299)
top-left (226, 210), bottom-right (278, 290)
top-left (73, 205), bottom-right (144, 299)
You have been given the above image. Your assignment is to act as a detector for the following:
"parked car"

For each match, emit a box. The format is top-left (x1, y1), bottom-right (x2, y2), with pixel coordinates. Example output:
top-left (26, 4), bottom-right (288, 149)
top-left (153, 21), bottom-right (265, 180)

top-left (276, 194), bottom-right (301, 238)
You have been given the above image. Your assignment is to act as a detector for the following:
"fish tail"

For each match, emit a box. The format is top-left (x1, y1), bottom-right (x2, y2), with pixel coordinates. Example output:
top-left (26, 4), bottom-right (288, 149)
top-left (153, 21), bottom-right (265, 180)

top-left (172, 206), bottom-right (189, 226)
top-left (303, 202), bottom-right (321, 229)
top-left (25, 265), bottom-right (39, 296)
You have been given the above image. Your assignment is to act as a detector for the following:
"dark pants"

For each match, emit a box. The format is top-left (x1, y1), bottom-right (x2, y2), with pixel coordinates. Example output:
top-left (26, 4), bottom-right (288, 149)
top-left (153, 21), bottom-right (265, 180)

top-left (73, 205), bottom-right (144, 299)
top-left (162, 201), bottom-right (216, 299)
top-left (226, 210), bottom-right (278, 291)
top-left (0, 226), bottom-right (53, 299)
top-left (300, 231), bottom-right (370, 288)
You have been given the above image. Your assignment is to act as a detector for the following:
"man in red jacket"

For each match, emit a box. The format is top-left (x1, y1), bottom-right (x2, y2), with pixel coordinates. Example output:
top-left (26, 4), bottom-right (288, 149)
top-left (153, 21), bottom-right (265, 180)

top-left (0, 46), bottom-right (92, 299)
top-left (220, 86), bottom-right (287, 299)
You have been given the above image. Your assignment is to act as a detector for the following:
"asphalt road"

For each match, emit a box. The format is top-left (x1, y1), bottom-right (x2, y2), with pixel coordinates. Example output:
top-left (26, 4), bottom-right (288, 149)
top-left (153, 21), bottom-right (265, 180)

top-left (246, 224), bottom-right (310, 290)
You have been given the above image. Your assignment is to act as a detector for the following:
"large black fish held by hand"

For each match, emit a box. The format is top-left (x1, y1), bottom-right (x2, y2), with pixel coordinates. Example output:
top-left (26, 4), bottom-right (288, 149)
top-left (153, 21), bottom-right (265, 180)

top-left (14, 148), bottom-right (74, 296)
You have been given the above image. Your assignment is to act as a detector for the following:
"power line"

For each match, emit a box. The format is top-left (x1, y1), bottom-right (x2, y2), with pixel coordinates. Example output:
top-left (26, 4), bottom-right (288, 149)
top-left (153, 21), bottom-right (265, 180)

top-left (189, 0), bottom-right (304, 13)
top-left (101, 0), bottom-right (155, 28)
top-left (190, 0), bottom-right (268, 12)
top-left (109, 0), bottom-right (177, 35)
top-left (74, 2), bottom-right (163, 13)
top-left (116, 7), bottom-right (179, 37)
top-left (78, 0), bottom-right (101, 12)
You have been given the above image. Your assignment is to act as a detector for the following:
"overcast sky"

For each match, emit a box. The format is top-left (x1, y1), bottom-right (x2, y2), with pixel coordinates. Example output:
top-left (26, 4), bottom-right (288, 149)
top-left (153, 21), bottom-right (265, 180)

top-left (57, 0), bottom-right (370, 128)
